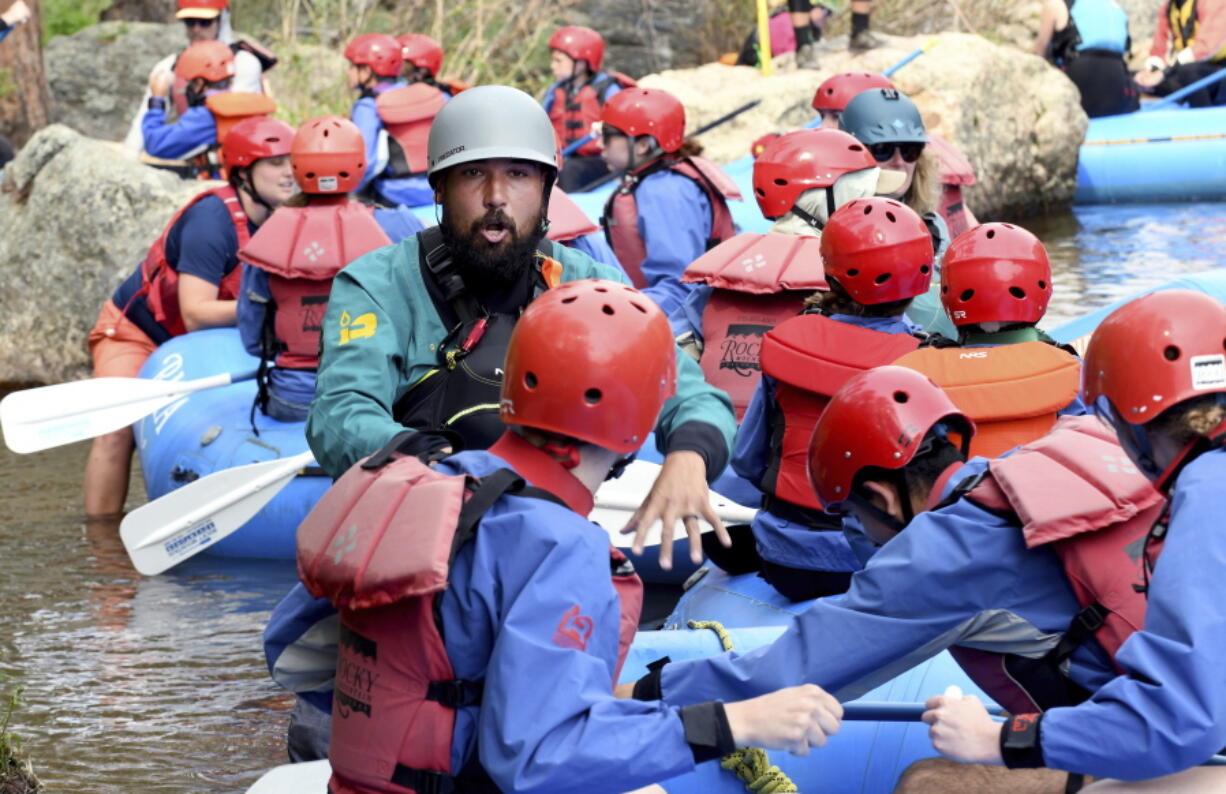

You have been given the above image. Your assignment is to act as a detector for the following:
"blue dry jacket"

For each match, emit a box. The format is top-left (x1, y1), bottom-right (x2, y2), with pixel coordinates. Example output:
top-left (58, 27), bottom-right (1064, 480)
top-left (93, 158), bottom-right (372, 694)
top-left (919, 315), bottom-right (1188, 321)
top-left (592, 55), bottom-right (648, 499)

top-left (141, 104), bottom-right (217, 161)
top-left (563, 232), bottom-right (624, 271)
top-left (733, 312), bottom-right (920, 573)
top-left (236, 206), bottom-right (425, 419)
top-left (656, 456), bottom-right (1118, 705)
top-left (351, 80), bottom-right (434, 207)
top-left (628, 169), bottom-right (713, 317)
top-left (1036, 447), bottom-right (1226, 779)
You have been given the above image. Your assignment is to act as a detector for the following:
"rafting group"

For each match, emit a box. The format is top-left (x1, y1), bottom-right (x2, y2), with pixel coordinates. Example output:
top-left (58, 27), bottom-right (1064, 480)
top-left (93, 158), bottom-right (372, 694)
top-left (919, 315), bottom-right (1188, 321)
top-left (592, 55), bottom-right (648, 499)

top-left (3, 0), bottom-right (1226, 792)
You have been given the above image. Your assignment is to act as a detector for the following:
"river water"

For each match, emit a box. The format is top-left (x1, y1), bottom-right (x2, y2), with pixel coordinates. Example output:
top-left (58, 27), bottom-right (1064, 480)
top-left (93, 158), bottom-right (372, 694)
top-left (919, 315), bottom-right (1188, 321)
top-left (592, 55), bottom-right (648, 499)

top-left (0, 201), bottom-right (1223, 793)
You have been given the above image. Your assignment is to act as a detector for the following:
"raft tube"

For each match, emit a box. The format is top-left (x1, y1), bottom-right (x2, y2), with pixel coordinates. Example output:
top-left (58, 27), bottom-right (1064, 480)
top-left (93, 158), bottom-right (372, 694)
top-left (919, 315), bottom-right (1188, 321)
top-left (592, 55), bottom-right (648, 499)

top-left (133, 328), bottom-right (330, 559)
top-left (1051, 269), bottom-right (1226, 348)
top-left (1075, 106), bottom-right (1226, 204)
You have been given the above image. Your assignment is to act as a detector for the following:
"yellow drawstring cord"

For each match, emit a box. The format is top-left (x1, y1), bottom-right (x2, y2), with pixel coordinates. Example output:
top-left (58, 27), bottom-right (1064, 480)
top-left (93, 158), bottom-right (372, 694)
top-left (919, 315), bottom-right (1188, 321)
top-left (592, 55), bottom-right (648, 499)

top-left (687, 620), bottom-right (799, 794)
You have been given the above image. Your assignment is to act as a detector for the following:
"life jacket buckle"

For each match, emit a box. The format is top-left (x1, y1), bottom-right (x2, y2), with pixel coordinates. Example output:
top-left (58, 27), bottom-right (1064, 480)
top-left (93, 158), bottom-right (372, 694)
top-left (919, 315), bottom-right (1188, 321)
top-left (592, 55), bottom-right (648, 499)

top-left (425, 678), bottom-right (484, 708)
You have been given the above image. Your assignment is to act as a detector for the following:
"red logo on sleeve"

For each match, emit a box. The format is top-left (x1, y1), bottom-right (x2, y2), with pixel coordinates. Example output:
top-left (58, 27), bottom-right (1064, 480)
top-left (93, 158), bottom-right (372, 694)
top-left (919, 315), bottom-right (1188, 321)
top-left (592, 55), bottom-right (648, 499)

top-left (552, 605), bottom-right (595, 651)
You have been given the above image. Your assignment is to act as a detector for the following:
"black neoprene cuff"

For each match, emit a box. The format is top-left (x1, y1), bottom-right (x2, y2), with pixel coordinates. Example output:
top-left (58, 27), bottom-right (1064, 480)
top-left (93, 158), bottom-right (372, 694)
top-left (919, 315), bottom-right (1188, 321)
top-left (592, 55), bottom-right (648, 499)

top-left (1000, 713), bottom-right (1046, 769)
top-left (663, 421), bottom-right (729, 484)
top-left (631, 657), bottom-right (668, 701)
top-left (147, 96), bottom-right (167, 111)
top-left (680, 701), bottom-right (737, 763)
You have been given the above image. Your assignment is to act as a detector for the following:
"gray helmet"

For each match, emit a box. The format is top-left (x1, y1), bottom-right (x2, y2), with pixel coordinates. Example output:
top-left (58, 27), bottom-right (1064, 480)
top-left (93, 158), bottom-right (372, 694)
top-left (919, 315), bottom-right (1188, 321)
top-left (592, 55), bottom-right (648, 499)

top-left (839, 88), bottom-right (928, 146)
top-left (426, 85), bottom-right (559, 185)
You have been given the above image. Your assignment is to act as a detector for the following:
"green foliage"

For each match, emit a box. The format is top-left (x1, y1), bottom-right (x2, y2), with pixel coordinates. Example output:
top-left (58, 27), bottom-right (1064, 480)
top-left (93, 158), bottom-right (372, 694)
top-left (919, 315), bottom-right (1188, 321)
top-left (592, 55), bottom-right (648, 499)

top-left (0, 67), bottom-right (14, 101)
top-left (40, 0), bottom-right (111, 44)
top-left (0, 674), bottom-right (39, 793)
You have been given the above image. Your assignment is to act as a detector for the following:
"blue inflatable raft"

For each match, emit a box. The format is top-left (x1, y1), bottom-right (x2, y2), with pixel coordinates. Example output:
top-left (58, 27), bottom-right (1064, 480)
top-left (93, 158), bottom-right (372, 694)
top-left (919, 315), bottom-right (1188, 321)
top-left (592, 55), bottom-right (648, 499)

top-left (133, 328), bottom-right (330, 560)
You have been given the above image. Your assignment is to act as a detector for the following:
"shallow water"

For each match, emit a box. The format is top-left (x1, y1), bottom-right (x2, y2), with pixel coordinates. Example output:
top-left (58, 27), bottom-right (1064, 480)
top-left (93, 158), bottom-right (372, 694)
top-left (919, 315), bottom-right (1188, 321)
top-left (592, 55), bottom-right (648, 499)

top-left (0, 201), bottom-right (1223, 793)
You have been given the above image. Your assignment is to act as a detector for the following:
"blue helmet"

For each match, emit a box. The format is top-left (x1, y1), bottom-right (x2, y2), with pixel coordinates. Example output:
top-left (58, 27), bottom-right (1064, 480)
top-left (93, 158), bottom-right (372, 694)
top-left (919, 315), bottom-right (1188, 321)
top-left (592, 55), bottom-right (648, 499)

top-left (839, 88), bottom-right (927, 146)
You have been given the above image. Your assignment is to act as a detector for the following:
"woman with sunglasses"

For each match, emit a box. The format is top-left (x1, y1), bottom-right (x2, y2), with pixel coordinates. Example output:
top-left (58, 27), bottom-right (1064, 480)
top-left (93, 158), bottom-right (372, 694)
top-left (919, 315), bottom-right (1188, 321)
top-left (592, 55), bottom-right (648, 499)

top-left (924, 289), bottom-right (1226, 792)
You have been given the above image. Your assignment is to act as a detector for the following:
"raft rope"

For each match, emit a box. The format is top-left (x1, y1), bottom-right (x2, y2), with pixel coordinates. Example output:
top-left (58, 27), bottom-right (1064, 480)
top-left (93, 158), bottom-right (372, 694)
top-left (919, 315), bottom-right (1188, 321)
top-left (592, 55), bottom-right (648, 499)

top-left (686, 620), bottom-right (799, 794)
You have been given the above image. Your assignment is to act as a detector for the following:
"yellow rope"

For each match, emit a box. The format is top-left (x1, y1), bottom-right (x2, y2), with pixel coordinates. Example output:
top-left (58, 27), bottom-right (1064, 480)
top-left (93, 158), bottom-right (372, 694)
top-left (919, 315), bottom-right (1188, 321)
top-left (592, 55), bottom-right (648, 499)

top-left (687, 620), bottom-right (799, 794)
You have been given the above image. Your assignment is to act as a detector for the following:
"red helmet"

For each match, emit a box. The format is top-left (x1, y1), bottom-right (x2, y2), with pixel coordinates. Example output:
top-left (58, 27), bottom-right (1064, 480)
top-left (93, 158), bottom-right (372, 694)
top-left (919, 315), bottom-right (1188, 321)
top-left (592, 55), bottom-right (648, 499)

top-left (1084, 290), bottom-right (1226, 425)
top-left (812, 72), bottom-right (895, 114)
top-left (344, 33), bottom-right (403, 77)
top-left (176, 0), bottom-right (227, 19)
top-left (175, 40), bottom-right (235, 83)
top-left (549, 26), bottom-right (605, 72)
top-left (820, 197), bottom-right (934, 304)
top-left (940, 223), bottom-right (1052, 327)
top-left (808, 366), bottom-right (973, 507)
top-left (501, 280), bottom-right (677, 453)
top-left (221, 116), bottom-right (294, 169)
top-left (291, 115), bottom-right (367, 195)
top-left (752, 128), bottom-right (876, 219)
top-left (397, 33), bottom-right (443, 76)
top-left (600, 87), bottom-right (686, 153)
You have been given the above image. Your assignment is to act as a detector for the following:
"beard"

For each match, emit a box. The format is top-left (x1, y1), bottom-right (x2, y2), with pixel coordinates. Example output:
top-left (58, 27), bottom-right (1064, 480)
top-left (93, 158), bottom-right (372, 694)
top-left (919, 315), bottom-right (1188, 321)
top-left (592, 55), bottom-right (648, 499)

top-left (441, 206), bottom-right (548, 292)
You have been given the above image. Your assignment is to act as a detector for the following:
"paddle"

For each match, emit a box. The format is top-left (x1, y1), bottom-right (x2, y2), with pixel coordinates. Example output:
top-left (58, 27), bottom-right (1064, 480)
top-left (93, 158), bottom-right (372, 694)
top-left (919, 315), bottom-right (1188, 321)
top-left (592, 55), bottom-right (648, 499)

top-left (1142, 64), bottom-right (1226, 111)
top-left (843, 700), bottom-right (1005, 722)
top-left (0, 369), bottom-right (257, 453)
top-left (120, 450), bottom-right (315, 575)
top-left (561, 133), bottom-right (597, 159)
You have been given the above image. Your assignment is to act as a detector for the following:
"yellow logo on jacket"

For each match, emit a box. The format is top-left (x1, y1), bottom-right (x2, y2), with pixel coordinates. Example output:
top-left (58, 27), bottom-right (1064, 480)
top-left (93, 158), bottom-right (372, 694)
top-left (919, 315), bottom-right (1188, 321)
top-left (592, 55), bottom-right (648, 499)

top-left (338, 311), bottom-right (377, 345)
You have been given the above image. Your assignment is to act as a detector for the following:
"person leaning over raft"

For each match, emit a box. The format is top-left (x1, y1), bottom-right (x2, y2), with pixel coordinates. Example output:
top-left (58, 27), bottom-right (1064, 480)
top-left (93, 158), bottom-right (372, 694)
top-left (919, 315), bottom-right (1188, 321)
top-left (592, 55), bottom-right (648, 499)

top-left (82, 118), bottom-right (295, 520)
top-left (299, 279), bottom-right (843, 794)
top-left (923, 290), bottom-right (1226, 792)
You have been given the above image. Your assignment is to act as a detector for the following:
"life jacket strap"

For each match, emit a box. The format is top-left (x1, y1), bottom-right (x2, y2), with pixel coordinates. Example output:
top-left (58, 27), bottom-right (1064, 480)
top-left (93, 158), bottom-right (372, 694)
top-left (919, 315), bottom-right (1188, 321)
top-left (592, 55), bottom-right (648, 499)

top-left (425, 678), bottom-right (484, 708)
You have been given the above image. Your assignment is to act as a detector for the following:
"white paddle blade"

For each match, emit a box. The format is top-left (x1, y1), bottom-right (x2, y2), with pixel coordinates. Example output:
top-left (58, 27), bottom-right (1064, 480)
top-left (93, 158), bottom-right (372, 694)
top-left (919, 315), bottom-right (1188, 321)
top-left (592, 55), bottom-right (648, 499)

top-left (592, 460), bottom-right (758, 549)
top-left (121, 451), bottom-right (315, 576)
top-left (0, 372), bottom-right (241, 453)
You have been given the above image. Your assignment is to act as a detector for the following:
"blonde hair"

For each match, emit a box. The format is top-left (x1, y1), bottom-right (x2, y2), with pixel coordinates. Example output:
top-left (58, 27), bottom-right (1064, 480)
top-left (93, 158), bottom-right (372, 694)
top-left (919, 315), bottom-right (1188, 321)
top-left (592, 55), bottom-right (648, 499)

top-left (803, 279), bottom-right (911, 318)
top-left (901, 147), bottom-right (941, 217)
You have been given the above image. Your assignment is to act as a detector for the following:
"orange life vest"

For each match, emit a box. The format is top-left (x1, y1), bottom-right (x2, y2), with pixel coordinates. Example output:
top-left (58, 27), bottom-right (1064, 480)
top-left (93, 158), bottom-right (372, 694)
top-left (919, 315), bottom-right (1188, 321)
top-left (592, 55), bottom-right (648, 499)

top-left (547, 73), bottom-right (634, 156)
top-left (299, 442), bottom-right (642, 794)
top-left (376, 83), bottom-right (448, 176)
top-left (948, 416), bottom-right (1166, 714)
top-left (193, 92), bottom-right (278, 178)
top-left (759, 314), bottom-right (921, 510)
top-left (603, 156), bottom-right (742, 289)
top-left (893, 341), bottom-right (1082, 458)
top-left (134, 185), bottom-right (249, 338)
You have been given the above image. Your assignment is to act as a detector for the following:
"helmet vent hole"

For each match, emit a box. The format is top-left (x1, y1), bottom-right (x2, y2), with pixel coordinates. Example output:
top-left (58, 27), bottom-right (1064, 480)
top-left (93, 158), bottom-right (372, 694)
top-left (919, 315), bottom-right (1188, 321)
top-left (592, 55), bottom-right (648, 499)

top-left (1009, 287), bottom-right (1026, 299)
top-left (602, 304), bottom-right (615, 315)
top-left (594, 286), bottom-right (608, 293)
top-left (339, 171), bottom-right (349, 178)
top-left (875, 273), bottom-right (892, 285)
top-left (847, 268), bottom-right (860, 277)
top-left (584, 388), bottom-right (602, 405)
top-left (525, 372), bottom-right (538, 389)
top-left (893, 391), bottom-right (909, 404)
top-left (1164, 345), bottom-right (1181, 361)
top-left (960, 289), bottom-right (975, 301)
top-left (755, 188), bottom-right (765, 197)
top-left (1038, 280), bottom-right (1047, 290)
top-left (863, 205), bottom-right (873, 215)
top-left (322, 128), bottom-right (330, 137)
top-left (941, 285), bottom-right (948, 294)
top-left (561, 296), bottom-right (577, 304)
top-left (305, 172), bottom-right (315, 179)
top-left (849, 144), bottom-right (863, 152)
top-left (920, 265), bottom-right (930, 274)
top-left (986, 229), bottom-right (996, 239)
top-left (885, 211), bottom-right (896, 223)
top-left (631, 302), bottom-right (648, 313)
top-left (774, 178), bottom-right (788, 186)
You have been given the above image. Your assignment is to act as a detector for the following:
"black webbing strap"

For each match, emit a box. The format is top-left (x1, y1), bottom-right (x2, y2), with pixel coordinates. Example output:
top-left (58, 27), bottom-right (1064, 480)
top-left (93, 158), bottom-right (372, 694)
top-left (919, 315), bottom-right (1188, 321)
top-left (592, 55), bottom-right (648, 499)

top-left (390, 765), bottom-right (455, 794)
top-left (426, 678), bottom-right (484, 708)
top-left (1047, 601), bottom-right (1110, 668)
top-left (417, 226), bottom-right (484, 326)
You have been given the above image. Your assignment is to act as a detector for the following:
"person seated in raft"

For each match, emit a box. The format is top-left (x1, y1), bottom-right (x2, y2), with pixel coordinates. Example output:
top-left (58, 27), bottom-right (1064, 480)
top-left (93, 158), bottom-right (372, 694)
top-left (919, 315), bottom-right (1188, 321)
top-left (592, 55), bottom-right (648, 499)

top-left (598, 87), bottom-right (741, 317)
top-left (236, 116), bottom-right (424, 424)
top-left (83, 118), bottom-right (296, 519)
top-left (1135, 0), bottom-right (1226, 107)
top-left (840, 87), bottom-right (958, 338)
top-left (395, 33), bottom-right (464, 97)
top-left (140, 40), bottom-right (239, 170)
top-left (123, 0), bottom-right (272, 159)
top-left (344, 33), bottom-right (443, 209)
top-left (626, 328), bottom-right (1226, 791)
top-left (268, 86), bottom-right (737, 764)
top-left (921, 291), bottom-right (1226, 793)
top-left (1035, 0), bottom-right (1140, 118)
top-left (542, 25), bottom-right (632, 192)
top-left (0, 0), bottom-right (30, 44)
top-left (716, 198), bottom-right (935, 602)
top-left (297, 279), bottom-right (844, 794)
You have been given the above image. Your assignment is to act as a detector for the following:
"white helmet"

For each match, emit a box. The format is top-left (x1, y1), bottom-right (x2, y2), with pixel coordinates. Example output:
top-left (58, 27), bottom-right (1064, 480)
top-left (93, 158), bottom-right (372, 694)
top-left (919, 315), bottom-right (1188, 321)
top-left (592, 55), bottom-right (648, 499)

top-left (427, 85), bottom-right (559, 186)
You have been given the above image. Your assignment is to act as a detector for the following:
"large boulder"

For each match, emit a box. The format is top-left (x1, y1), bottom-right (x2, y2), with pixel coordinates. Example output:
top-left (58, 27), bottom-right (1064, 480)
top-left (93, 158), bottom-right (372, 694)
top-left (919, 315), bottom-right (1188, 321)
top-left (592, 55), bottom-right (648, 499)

top-left (45, 21), bottom-right (185, 142)
top-left (0, 125), bottom-right (212, 385)
top-left (570, 0), bottom-right (732, 78)
top-left (638, 32), bottom-right (1087, 219)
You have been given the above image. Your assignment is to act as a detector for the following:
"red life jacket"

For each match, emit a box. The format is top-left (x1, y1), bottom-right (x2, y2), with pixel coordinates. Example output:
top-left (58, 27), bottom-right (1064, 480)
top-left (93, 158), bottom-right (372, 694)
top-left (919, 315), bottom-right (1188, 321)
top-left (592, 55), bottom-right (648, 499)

top-left (298, 439), bottom-right (642, 794)
top-left (376, 83), bottom-right (447, 176)
top-left (239, 200), bottom-right (392, 370)
top-left (947, 415), bottom-right (1166, 715)
top-left (548, 72), bottom-right (634, 157)
top-left (603, 156), bottom-right (742, 289)
top-left (893, 341), bottom-right (1082, 458)
top-left (929, 134), bottom-right (974, 238)
top-left (546, 189), bottom-right (600, 243)
top-left (135, 185), bottom-right (249, 338)
top-left (759, 314), bottom-right (921, 510)
top-left (939, 184), bottom-right (972, 238)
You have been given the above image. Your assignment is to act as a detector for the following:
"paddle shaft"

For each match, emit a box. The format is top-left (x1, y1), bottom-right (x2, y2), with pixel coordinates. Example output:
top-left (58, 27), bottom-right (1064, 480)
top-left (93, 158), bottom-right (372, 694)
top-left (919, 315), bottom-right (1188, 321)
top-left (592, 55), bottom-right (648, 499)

top-left (27, 369), bottom-right (254, 424)
top-left (1143, 64), bottom-right (1226, 111)
top-left (884, 38), bottom-right (940, 77)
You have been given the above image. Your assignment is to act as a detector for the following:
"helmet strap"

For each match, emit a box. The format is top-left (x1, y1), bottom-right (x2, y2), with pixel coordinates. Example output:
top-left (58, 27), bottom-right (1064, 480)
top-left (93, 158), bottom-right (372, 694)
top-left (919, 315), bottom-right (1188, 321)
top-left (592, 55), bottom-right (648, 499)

top-left (238, 168), bottom-right (275, 217)
top-left (789, 204), bottom-right (825, 231)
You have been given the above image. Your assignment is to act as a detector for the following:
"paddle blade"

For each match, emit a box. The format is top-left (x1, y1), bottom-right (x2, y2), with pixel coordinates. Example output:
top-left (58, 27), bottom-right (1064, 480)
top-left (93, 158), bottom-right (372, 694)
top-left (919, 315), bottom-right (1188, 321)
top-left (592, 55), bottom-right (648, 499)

top-left (1, 378), bottom-right (182, 453)
top-left (121, 451), bottom-right (314, 575)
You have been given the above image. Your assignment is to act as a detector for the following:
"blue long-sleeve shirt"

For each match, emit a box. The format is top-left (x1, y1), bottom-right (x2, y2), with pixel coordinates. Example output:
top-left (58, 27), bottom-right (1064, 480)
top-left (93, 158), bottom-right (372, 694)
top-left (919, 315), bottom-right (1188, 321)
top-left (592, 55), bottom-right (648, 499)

top-left (733, 313), bottom-right (919, 572)
top-left (628, 169), bottom-right (711, 317)
top-left (140, 103), bottom-right (217, 161)
top-left (351, 81), bottom-right (434, 207)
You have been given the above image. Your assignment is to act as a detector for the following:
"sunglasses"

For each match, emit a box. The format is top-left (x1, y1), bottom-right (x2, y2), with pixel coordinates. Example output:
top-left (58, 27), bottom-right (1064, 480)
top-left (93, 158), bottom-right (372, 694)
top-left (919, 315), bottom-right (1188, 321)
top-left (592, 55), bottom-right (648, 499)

top-left (868, 142), bottom-right (924, 163)
top-left (183, 17), bottom-right (217, 28)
